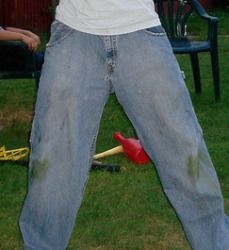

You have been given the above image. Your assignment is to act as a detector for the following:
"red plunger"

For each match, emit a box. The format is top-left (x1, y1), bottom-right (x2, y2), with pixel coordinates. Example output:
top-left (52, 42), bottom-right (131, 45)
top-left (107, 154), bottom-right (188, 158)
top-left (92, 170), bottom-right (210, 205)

top-left (113, 132), bottom-right (150, 164)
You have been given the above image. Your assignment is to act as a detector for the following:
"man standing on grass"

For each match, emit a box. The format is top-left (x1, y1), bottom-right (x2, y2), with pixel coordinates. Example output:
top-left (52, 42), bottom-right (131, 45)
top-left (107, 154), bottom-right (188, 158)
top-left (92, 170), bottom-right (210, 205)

top-left (19, 1), bottom-right (229, 249)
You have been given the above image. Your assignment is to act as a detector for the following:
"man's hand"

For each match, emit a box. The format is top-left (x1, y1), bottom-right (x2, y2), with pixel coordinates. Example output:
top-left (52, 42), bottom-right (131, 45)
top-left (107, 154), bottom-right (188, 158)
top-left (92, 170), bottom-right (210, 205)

top-left (21, 34), bottom-right (40, 51)
top-left (4, 27), bottom-right (41, 51)
top-left (24, 30), bottom-right (41, 45)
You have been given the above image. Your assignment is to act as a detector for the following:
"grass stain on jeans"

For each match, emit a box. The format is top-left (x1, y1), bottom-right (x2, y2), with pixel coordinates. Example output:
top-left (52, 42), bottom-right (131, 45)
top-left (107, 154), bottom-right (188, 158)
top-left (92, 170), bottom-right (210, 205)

top-left (30, 159), bottom-right (49, 181)
top-left (187, 154), bottom-right (200, 182)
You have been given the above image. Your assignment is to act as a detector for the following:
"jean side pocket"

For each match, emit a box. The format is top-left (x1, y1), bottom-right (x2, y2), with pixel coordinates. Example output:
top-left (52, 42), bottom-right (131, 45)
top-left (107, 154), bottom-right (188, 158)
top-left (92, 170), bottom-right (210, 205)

top-left (46, 20), bottom-right (74, 48)
top-left (143, 25), bottom-right (167, 36)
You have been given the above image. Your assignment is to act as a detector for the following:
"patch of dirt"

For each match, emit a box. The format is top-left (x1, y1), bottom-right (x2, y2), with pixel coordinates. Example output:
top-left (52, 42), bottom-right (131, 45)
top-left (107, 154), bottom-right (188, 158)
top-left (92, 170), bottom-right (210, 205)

top-left (0, 108), bottom-right (32, 130)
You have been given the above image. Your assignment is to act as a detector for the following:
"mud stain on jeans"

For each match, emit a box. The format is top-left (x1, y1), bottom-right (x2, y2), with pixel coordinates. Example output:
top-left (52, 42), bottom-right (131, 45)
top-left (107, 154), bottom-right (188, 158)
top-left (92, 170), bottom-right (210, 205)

top-left (187, 153), bottom-right (200, 181)
top-left (30, 159), bottom-right (49, 180)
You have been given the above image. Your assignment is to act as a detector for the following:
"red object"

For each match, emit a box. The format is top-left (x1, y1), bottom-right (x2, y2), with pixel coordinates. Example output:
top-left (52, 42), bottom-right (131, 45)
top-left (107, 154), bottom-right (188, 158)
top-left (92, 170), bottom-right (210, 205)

top-left (0, 0), bottom-right (52, 33)
top-left (113, 132), bottom-right (150, 165)
top-left (199, 0), bottom-right (216, 9)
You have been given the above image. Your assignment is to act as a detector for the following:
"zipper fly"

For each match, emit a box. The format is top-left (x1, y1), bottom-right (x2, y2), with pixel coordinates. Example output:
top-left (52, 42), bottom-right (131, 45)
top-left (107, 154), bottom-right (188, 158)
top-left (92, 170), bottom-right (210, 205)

top-left (103, 36), bottom-right (118, 80)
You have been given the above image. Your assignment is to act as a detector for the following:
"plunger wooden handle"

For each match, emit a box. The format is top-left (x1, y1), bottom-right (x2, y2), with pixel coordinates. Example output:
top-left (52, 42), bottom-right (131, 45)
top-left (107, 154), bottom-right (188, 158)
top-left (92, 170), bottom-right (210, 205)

top-left (93, 145), bottom-right (124, 160)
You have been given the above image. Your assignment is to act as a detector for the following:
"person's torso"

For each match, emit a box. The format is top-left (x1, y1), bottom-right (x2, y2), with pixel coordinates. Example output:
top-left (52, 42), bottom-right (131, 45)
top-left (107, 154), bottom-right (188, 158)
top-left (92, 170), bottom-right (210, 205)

top-left (55, 0), bottom-right (161, 35)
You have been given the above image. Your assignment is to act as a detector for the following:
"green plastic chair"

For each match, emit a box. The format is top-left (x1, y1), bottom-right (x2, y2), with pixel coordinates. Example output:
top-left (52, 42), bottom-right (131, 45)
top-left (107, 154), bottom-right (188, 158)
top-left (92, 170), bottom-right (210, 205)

top-left (154, 0), bottom-right (220, 100)
top-left (0, 41), bottom-right (40, 87)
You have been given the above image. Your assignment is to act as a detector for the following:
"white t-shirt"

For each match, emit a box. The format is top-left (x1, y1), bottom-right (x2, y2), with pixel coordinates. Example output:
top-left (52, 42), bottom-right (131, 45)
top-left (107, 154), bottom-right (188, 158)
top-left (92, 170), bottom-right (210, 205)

top-left (55, 0), bottom-right (161, 35)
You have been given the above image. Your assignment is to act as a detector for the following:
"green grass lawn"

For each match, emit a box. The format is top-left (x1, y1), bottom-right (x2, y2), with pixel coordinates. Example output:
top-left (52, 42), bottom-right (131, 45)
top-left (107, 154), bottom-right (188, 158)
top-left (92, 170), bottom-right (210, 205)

top-left (0, 9), bottom-right (228, 250)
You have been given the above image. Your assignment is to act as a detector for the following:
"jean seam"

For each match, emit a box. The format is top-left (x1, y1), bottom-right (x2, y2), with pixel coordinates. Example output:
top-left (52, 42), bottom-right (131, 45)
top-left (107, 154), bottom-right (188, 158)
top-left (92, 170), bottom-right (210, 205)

top-left (79, 95), bottom-right (109, 207)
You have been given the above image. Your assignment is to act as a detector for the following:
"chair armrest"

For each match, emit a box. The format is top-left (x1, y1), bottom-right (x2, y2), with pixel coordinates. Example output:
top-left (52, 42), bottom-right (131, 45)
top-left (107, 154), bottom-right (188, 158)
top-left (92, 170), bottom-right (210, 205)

top-left (0, 40), bottom-right (28, 49)
top-left (187, 0), bottom-right (218, 43)
top-left (187, 0), bottom-right (218, 22)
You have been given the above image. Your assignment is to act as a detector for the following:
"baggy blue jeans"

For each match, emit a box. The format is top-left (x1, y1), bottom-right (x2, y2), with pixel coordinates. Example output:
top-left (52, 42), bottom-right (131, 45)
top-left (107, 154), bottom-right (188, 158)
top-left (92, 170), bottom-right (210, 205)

top-left (19, 21), bottom-right (229, 250)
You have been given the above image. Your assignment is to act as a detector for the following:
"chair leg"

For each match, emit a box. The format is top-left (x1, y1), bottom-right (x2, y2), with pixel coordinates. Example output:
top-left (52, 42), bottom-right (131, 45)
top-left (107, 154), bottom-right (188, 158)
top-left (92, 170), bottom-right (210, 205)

top-left (210, 48), bottom-right (220, 101)
top-left (190, 53), bottom-right (201, 94)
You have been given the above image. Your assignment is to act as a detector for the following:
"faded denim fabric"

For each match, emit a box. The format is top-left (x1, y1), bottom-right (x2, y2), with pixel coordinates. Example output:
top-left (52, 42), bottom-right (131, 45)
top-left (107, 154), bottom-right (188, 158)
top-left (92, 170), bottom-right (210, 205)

top-left (19, 21), bottom-right (229, 250)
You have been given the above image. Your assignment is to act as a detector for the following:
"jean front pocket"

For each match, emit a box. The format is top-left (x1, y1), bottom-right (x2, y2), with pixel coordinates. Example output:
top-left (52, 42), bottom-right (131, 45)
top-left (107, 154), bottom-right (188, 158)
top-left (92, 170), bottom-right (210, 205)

top-left (143, 25), bottom-right (167, 36)
top-left (46, 20), bottom-right (74, 48)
